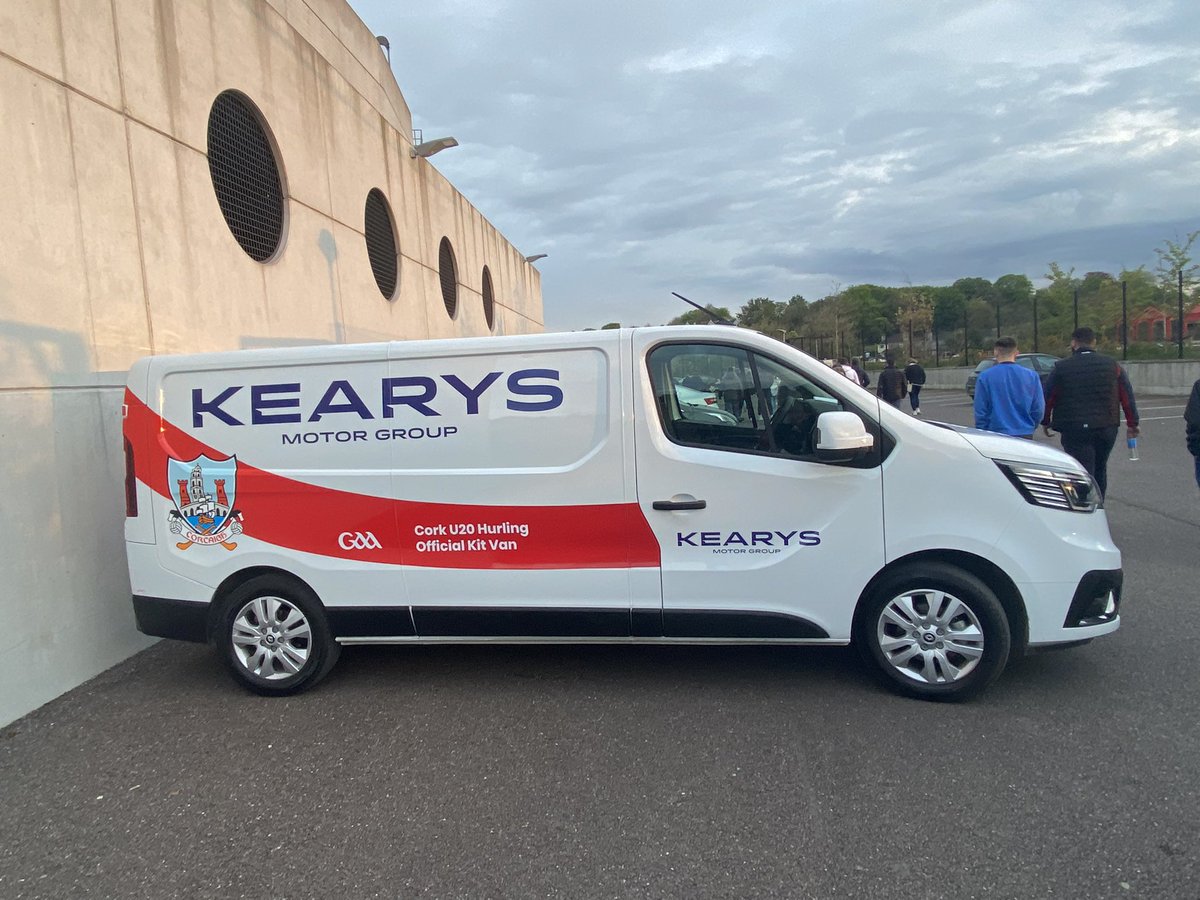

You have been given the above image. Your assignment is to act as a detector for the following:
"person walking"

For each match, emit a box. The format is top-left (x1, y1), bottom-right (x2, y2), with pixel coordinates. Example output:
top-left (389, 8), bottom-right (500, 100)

top-left (835, 357), bottom-right (861, 385)
top-left (1185, 376), bottom-right (1200, 491)
top-left (876, 354), bottom-right (907, 409)
top-left (768, 375), bottom-right (782, 414)
top-left (1041, 327), bottom-right (1139, 497)
top-left (973, 337), bottom-right (1044, 438)
top-left (851, 357), bottom-right (870, 389)
top-left (717, 364), bottom-right (744, 418)
top-left (904, 357), bottom-right (927, 416)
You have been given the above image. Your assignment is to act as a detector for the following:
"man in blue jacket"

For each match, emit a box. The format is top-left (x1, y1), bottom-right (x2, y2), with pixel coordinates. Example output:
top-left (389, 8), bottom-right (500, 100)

top-left (974, 337), bottom-right (1044, 438)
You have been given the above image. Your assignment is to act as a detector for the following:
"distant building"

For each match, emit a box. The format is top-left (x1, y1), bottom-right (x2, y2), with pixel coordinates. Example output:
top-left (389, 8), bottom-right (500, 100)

top-left (1121, 304), bottom-right (1200, 343)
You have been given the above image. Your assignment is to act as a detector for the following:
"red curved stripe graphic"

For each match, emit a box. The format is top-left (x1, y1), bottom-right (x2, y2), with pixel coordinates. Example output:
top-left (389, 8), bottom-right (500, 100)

top-left (125, 389), bottom-right (660, 570)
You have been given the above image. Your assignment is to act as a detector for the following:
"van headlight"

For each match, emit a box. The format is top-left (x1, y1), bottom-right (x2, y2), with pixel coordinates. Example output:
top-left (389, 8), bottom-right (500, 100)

top-left (995, 460), bottom-right (1102, 513)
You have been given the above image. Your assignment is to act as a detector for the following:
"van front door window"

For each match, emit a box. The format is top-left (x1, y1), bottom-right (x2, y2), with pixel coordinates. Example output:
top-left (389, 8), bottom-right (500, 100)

top-left (648, 344), bottom-right (846, 461)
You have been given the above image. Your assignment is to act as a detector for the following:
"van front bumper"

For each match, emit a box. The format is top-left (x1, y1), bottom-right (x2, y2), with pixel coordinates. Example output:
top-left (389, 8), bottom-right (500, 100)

top-left (1063, 569), bottom-right (1121, 628)
top-left (132, 595), bottom-right (210, 643)
top-left (1024, 568), bottom-right (1123, 646)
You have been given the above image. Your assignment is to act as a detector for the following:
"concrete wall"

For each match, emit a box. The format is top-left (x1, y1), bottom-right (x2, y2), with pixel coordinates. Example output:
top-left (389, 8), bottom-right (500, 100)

top-left (0, 0), bottom-right (544, 726)
top-left (919, 361), bottom-right (1200, 396)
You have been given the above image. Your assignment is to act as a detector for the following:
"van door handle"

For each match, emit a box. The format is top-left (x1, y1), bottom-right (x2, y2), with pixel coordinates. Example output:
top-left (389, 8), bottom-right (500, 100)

top-left (652, 499), bottom-right (707, 511)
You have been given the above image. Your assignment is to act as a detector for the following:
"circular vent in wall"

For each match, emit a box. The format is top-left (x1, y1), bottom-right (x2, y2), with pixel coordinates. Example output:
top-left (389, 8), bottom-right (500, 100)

top-left (482, 265), bottom-right (495, 331)
top-left (364, 189), bottom-right (399, 299)
top-left (206, 90), bottom-right (285, 262)
top-left (439, 237), bottom-right (458, 319)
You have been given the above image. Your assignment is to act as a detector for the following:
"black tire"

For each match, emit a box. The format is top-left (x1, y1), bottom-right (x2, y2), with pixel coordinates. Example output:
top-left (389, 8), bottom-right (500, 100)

top-left (855, 562), bottom-right (1011, 701)
top-left (212, 575), bottom-right (340, 696)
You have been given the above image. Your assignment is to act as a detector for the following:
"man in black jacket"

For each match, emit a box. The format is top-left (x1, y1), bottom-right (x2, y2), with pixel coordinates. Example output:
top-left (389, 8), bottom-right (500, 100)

top-left (1041, 327), bottom-right (1139, 496)
top-left (876, 355), bottom-right (907, 409)
top-left (851, 357), bottom-right (870, 389)
top-left (904, 357), bottom-right (927, 416)
top-left (1186, 377), bottom-right (1200, 490)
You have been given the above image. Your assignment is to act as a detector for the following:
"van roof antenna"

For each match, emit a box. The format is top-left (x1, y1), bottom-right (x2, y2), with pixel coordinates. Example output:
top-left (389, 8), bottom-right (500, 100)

top-left (671, 292), bottom-right (736, 326)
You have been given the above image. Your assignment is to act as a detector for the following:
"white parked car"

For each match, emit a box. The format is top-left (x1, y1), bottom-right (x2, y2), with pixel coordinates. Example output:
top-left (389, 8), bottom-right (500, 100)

top-left (673, 380), bottom-right (719, 407)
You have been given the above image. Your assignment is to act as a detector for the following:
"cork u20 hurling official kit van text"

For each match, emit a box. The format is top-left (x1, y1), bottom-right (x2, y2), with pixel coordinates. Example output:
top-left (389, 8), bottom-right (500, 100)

top-left (123, 326), bottom-right (1122, 701)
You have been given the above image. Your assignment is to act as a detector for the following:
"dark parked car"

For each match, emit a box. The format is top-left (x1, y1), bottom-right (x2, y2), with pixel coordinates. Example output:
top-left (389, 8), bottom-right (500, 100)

top-left (965, 353), bottom-right (1059, 398)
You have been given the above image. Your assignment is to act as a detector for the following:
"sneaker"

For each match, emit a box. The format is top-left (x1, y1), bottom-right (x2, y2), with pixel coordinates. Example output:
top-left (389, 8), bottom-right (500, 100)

top-left (913, 409), bottom-right (922, 417)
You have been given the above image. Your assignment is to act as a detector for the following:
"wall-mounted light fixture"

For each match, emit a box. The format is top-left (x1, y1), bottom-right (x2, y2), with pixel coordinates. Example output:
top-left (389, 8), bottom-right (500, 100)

top-left (524, 254), bottom-right (548, 263)
top-left (411, 137), bottom-right (459, 158)
top-left (376, 35), bottom-right (390, 64)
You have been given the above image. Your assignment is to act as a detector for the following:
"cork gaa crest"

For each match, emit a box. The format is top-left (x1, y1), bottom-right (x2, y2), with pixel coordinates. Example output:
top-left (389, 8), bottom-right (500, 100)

top-left (167, 455), bottom-right (243, 550)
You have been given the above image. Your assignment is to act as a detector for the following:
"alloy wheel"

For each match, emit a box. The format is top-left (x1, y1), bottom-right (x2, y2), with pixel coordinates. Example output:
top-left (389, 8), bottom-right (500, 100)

top-left (230, 595), bottom-right (312, 680)
top-left (876, 588), bottom-right (985, 684)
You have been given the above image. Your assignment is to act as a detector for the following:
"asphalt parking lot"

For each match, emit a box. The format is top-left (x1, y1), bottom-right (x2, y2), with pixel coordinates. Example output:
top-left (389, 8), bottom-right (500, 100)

top-left (2, 388), bottom-right (1198, 899)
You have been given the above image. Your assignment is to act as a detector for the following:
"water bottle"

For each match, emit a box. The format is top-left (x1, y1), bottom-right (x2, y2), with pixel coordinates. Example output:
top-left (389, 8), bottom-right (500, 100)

top-left (1127, 437), bottom-right (1139, 461)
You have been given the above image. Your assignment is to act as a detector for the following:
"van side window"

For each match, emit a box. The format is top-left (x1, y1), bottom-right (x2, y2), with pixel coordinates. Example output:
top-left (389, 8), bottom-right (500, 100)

top-left (753, 355), bottom-right (846, 459)
top-left (647, 345), bottom-right (767, 451)
top-left (647, 344), bottom-right (847, 460)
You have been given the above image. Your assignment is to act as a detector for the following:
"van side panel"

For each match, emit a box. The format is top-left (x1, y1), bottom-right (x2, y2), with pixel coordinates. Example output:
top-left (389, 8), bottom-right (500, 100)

top-left (395, 339), bottom-right (647, 613)
top-left (126, 335), bottom-right (659, 632)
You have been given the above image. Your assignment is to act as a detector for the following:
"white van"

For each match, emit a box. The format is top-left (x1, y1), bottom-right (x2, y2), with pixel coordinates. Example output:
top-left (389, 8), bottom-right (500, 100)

top-left (123, 326), bottom-right (1122, 701)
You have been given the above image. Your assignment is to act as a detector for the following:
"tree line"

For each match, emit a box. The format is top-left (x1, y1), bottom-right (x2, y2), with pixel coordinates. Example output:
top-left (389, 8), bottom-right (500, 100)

top-left (613, 230), bottom-right (1200, 365)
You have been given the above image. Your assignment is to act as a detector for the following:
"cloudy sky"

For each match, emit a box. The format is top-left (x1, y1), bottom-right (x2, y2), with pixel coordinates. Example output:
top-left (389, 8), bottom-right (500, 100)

top-left (350, 0), bottom-right (1200, 331)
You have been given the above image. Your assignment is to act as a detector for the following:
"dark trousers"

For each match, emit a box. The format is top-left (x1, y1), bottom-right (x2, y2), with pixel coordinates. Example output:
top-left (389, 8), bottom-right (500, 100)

top-left (909, 384), bottom-right (922, 410)
top-left (723, 390), bottom-right (743, 418)
top-left (1058, 425), bottom-right (1119, 496)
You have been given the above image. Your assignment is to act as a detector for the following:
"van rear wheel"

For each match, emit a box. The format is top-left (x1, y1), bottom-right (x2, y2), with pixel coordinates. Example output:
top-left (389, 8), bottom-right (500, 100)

top-left (214, 575), bottom-right (339, 695)
top-left (857, 563), bottom-right (1010, 701)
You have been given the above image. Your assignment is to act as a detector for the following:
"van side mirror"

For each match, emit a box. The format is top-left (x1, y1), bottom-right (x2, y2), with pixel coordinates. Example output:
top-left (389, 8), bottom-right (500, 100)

top-left (814, 411), bottom-right (874, 462)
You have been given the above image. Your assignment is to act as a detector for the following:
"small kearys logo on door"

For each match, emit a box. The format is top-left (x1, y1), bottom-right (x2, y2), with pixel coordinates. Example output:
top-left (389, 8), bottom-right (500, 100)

top-left (676, 529), bottom-right (821, 554)
top-left (167, 455), bottom-right (243, 551)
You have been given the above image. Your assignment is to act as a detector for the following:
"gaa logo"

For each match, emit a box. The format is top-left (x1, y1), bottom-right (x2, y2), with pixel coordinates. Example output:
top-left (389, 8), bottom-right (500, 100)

top-left (338, 531), bottom-right (382, 550)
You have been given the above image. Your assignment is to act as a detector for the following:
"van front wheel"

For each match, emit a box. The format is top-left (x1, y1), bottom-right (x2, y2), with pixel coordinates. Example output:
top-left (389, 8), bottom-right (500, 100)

top-left (857, 563), bottom-right (1010, 701)
top-left (214, 576), bottom-right (340, 695)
